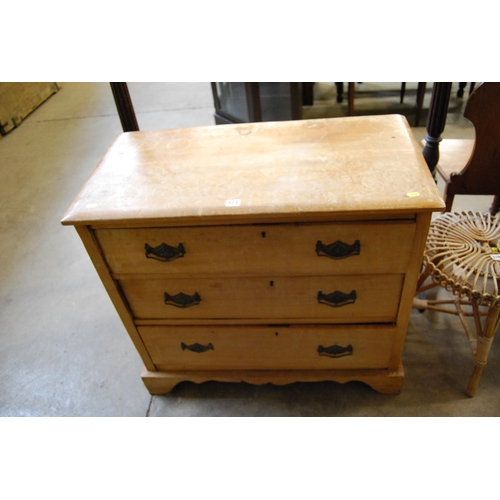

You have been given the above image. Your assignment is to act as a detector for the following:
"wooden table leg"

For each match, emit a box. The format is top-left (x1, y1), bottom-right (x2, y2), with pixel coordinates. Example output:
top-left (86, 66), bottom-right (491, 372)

top-left (348, 83), bottom-right (355, 116)
top-left (302, 83), bottom-right (314, 106)
top-left (415, 82), bottom-right (427, 127)
top-left (335, 82), bottom-right (343, 103)
top-left (422, 83), bottom-right (452, 176)
top-left (110, 83), bottom-right (139, 132)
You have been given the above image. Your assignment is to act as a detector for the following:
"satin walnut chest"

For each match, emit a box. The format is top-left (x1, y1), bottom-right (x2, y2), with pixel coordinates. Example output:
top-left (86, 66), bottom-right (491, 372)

top-left (62, 114), bottom-right (444, 394)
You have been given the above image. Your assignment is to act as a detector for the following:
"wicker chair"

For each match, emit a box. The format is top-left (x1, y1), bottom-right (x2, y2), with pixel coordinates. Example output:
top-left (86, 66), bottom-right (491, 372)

top-left (415, 212), bottom-right (500, 396)
top-left (415, 83), bottom-right (500, 396)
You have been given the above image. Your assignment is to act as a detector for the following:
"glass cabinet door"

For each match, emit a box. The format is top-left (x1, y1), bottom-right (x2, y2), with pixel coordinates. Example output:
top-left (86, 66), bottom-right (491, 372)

top-left (211, 83), bottom-right (302, 124)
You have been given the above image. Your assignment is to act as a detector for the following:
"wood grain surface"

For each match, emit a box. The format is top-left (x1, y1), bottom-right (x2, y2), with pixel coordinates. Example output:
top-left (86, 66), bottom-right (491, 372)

top-left (96, 220), bottom-right (415, 276)
top-left (138, 324), bottom-right (397, 371)
top-left (119, 274), bottom-right (404, 322)
top-left (62, 115), bottom-right (444, 227)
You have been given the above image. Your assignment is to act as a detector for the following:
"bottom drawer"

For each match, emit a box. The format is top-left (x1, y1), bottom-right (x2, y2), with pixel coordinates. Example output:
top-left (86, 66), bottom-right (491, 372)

top-left (138, 325), bottom-right (397, 371)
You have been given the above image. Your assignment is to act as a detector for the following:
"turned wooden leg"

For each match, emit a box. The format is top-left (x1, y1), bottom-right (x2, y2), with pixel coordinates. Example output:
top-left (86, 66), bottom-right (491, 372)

top-left (466, 304), bottom-right (500, 397)
top-left (422, 83), bottom-right (452, 176)
top-left (110, 83), bottom-right (140, 132)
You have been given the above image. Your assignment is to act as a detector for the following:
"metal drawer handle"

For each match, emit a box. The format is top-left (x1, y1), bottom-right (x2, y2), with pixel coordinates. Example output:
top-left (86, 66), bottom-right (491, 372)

top-left (164, 292), bottom-right (201, 308)
top-left (318, 344), bottom-right (353, 358)
top-left (316, 240), bottom-right (360, 259)
top-left (181, 342), bottom-right (214, 353)
top-left (317, 290), bottom-right (357, 307)
top-left (145, 242), bottom-right (186, 262)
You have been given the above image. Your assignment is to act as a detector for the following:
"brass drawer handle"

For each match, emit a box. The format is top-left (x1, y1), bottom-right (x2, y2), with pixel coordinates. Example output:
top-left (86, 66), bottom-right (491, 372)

top-left (145, 242), bottom-right (186, 262)
top-left (181, 342), bottom-right (214, 353)
top-left (318, 344), bottom-right (353, 358)
top-left (317, 290), bottom-right (357, 307)
top-left (164, 292), bottom-right (201, 308)
top-left (316, 240), bottom-right (360, 259)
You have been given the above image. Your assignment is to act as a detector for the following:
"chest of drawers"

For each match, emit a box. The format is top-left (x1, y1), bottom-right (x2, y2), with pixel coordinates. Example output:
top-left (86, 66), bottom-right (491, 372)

top-left (62, 115), bottom-right (444, 394)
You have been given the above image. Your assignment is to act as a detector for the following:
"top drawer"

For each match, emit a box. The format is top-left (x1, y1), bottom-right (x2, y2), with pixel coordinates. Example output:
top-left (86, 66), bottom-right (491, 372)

top-left (94, 221), bottom-right (415, 276)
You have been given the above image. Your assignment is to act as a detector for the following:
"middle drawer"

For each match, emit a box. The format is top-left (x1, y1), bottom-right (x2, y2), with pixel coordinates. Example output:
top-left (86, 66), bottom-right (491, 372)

top-left (119, 274), bottom-right (404, 323)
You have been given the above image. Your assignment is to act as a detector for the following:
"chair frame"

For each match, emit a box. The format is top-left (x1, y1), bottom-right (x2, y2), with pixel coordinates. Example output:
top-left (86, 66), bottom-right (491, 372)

top-left (437, 83), bottom-right (500, 213)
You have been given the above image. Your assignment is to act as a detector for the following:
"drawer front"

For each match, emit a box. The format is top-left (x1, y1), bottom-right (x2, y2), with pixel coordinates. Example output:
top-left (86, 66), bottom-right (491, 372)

top-left (120, 274), bottom-right (404, 322)
top-left (138, 324), bottom-right (397, 370)
top-left (95, 221), bottom-right (415, 276)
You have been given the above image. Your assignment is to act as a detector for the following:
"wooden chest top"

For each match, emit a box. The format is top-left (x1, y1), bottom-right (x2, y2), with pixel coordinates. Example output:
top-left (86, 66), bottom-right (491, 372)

top-left (61, 114), bottom-right (444, 227)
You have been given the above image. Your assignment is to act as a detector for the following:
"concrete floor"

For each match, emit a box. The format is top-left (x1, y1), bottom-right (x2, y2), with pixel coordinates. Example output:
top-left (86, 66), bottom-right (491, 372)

top-left (1, 82), bottom-right (499, 417)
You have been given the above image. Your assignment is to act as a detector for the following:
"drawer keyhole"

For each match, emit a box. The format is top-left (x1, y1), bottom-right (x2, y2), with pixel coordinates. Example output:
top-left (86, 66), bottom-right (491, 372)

top-left (270, 280), bottom-right (274, 286)
top-left (261, 231), bottom-right (266, 238)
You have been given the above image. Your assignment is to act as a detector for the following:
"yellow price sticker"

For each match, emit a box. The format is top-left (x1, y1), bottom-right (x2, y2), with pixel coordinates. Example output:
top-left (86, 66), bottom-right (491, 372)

top-left (407, 192), bottom-right (420, 197)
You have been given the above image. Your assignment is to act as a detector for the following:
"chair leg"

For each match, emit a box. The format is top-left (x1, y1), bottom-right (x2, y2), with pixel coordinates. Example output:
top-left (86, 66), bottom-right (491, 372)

top-left (466, 304), bottom-right (500, 397)
top-left (348, 83), bottom-right (355, 116)
top-left (400, 83), bottom-right (406, 103)
top-left (489, 195), bottom-right (500, 216)
top-left (442, 190), bottom-right (455, 212)
top-left (416, 262), bottom-right (432, 292)
top-left (335, 82), bottom-right (343, 103)
top-left (302, 83), bottom-right (314, 106)
top-left (415, 82), bottom-right (426, 127)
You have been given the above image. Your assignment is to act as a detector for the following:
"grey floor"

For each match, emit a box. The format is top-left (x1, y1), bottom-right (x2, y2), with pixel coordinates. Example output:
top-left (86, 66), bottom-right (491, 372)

top-left (1, 82), bottom-right (498, 417)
